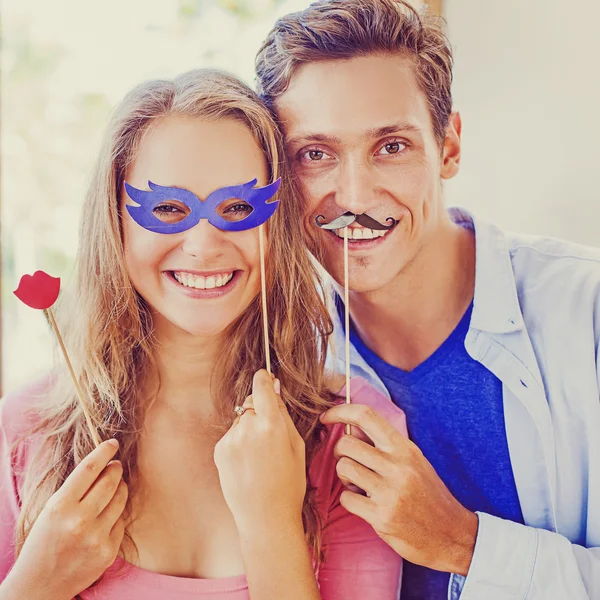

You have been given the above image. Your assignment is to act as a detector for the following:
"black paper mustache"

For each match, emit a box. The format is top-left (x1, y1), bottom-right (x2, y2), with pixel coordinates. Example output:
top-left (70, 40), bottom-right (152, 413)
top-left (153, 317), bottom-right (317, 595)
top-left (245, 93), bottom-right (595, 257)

top-left (315, 211), bottom-right (397, 231)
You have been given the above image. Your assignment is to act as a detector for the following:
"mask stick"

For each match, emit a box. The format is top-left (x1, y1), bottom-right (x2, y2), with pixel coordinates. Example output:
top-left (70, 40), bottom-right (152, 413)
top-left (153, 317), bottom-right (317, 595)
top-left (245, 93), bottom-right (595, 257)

top-left (259, 223), bottom-right (271, 374)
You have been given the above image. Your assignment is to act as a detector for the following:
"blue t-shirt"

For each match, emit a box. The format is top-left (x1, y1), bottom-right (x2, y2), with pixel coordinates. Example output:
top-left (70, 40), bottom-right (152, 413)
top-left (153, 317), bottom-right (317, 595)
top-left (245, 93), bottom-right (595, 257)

top-left (336, 297), bottom-right (524, 600)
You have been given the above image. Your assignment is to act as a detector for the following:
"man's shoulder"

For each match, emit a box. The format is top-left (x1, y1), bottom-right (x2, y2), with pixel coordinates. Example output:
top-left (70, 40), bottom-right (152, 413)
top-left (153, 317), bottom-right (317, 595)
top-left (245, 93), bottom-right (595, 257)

top-left (506, 231), bottom-right (600, 296)
top-left (507, 230), bottom-right (600, 265)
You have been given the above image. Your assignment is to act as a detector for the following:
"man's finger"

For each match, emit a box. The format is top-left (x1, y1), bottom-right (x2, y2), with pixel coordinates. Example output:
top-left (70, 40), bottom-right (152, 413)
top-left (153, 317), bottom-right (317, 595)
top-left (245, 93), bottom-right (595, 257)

top-left (334, 434), bottom-right (384, 473)
top-left (339, 489), bottom-right (373, 522)
top-left (320, 404), bottom-right (405, 452)
top-left (346, 423), bottom-right (375, 446)
top-left (59, 439), bottom-right (120, 502)
top-left (336, 456), bottom-right (381, 496)
top-left (251, 369), bottom-right (280, 418)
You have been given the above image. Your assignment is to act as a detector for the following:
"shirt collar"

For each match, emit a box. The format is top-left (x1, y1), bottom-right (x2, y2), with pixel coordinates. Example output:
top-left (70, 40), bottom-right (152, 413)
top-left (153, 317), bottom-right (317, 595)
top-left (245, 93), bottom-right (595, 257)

top-left (449, 207), bottom-right (524, 334)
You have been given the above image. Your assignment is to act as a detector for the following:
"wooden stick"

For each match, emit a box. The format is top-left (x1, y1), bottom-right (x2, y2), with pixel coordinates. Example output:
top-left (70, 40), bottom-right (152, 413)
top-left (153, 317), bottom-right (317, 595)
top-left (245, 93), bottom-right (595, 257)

top-left (45, 307), bottom-right (101, 447)
top-left (344, 226), bottom-right (351, 435)
top-left (258, 223), bottom-right (271, 374)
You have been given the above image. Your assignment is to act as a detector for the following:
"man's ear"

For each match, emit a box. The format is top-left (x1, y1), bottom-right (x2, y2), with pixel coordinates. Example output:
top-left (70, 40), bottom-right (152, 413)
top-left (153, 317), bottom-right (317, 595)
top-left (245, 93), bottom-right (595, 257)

top-left (441, 111), bottom-right (462, 180)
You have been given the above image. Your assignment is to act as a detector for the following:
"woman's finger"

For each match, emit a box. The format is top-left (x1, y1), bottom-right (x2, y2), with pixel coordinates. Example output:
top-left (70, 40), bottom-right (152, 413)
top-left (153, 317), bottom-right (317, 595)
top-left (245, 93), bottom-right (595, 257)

top-left (231, 395), bottom-right (255, 427)
top-left (109, 516), bottom-right (126, 544)
top-left (99, 479), bottom-right (129, 531)
top-left (251, 369), bottom-right (280, 418)
top-left (80, 461), bottom-right (124, 517)
top-left (58, 439), bottom-right (120, 503)
top-left (241, 395), bottom-right (255, 410)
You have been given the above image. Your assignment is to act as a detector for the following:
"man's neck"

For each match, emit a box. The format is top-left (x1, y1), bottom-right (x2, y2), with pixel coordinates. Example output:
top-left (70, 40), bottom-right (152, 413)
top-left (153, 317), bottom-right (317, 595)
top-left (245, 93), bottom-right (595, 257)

top-left (349, 220), bottom-right (476, 372)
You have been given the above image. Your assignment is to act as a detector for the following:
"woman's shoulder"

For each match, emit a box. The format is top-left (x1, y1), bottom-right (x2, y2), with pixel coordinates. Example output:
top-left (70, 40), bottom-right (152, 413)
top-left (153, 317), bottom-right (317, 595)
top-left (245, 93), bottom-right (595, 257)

top-left (0, 374), bottom-right (55, 444)
top-left (0, 376), bottom-right (54, 583)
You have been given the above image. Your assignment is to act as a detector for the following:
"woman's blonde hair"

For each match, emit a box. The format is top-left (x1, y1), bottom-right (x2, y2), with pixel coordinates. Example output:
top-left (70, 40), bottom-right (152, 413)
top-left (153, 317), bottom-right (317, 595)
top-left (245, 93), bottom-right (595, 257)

top-left (15, 68), bottom-right (334, 565)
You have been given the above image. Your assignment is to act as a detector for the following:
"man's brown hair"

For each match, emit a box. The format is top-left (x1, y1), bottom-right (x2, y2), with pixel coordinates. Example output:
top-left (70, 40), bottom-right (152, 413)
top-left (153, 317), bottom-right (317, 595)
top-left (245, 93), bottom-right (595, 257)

top-left (256, 0), bottom-right (454, 146)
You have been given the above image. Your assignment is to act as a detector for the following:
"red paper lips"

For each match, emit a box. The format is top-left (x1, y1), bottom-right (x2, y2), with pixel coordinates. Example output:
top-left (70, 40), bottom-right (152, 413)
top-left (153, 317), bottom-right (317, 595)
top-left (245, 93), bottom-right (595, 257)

top-left (13, 270), bottom-right (61, 310)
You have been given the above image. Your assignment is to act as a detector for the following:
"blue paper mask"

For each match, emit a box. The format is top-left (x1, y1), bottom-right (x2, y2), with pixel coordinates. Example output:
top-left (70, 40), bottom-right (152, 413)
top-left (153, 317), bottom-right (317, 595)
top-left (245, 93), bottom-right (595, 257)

top-left (124, 178), bottom-right (281, 234)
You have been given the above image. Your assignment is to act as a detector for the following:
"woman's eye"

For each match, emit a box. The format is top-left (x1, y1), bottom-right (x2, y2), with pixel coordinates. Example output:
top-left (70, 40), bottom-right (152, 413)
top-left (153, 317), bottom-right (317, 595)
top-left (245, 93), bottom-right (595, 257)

top-left (219, 201), bottom-right (254, 222)
top-left (154, 204), bottom-right (182, 214)
top-left (377, 141), bottom-right (407, 155)
top-left (152, 203), bottom-right (188, 222)
top-left (224, 202), bottom-right (252, 214)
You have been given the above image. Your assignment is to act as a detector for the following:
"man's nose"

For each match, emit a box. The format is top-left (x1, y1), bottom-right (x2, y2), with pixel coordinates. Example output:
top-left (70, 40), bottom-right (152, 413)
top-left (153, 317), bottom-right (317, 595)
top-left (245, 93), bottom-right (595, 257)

top-left (180, 219), bottom-right (226, 261)
top-left (334, 159), bottom-right (378, 216)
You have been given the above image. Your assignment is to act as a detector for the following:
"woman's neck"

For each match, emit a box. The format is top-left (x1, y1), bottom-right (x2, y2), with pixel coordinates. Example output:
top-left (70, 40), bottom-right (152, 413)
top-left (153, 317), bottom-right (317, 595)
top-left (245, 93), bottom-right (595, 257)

top-left (146, 317), bottom-right (225, 421)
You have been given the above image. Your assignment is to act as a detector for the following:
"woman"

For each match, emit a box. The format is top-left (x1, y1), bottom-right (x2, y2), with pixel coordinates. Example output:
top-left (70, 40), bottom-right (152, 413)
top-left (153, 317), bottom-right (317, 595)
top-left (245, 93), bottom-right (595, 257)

top-left (0, 69), bottom-right (405, 599)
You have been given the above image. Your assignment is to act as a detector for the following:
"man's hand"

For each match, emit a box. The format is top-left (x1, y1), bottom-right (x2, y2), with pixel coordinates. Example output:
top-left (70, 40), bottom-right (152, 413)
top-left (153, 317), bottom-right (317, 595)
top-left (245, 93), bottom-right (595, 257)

top-left (320, 403), bottom-right (478, 576)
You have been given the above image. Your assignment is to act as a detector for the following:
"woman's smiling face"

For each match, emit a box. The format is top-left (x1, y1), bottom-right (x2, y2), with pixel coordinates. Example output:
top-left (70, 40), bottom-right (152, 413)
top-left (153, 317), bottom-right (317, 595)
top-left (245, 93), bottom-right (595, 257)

top-left (121, 115), bottom-right (268, 338)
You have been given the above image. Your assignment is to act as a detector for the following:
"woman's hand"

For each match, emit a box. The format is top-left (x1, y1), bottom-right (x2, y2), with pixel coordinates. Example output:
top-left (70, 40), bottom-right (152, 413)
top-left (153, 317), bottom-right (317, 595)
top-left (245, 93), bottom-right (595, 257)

top-left (4, 439), bottom-right (128, 600)
top-left (214, 370), bottom-right (306, 534)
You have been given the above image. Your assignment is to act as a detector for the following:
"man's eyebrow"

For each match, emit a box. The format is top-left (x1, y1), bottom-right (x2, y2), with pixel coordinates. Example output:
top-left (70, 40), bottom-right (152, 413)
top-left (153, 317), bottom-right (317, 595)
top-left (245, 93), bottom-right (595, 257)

top-left (286, 123), bottom-right (423, 147)
top-left (286, 133), bottom-right (343, 147)
top-left (364, 122), bottom-right (424, 139)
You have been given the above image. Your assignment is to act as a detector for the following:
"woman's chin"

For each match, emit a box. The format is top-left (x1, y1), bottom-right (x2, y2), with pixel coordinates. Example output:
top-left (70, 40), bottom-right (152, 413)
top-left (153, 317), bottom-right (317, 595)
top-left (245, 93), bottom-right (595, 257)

top-left (150, 311), bottom-right (234, 340)
top-left (170, 320), bottom-right (230, 339)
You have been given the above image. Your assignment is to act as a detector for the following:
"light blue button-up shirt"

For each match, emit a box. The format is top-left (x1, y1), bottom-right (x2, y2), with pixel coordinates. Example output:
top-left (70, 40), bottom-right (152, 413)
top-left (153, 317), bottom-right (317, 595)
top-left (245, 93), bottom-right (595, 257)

top-left (326, 208), bottom-right (600, 600)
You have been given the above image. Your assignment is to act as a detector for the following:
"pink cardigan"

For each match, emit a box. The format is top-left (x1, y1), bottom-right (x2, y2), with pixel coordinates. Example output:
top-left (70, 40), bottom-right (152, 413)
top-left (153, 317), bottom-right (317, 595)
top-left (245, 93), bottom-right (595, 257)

top-left (0, 376), bottom-right (406, 599)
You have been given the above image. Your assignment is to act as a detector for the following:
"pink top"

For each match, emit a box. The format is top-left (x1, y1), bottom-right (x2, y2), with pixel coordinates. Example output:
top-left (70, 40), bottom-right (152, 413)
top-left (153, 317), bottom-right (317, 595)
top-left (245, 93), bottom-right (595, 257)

top-left (0, 376), bottom-right (406, 599)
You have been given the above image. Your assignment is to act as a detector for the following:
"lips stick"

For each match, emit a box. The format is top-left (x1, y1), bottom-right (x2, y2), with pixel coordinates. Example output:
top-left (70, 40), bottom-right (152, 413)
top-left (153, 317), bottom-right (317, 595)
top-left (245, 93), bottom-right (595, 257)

top-left (14, 271), bottom-right (101, 447)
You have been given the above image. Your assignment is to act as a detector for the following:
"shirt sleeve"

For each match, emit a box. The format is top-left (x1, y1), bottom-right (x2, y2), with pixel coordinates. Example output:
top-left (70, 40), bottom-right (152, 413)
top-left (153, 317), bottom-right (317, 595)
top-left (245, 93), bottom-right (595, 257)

top-left (315, 377), bottom-right (406, 600)
top-left (449, 512), bottom-right (600, 600)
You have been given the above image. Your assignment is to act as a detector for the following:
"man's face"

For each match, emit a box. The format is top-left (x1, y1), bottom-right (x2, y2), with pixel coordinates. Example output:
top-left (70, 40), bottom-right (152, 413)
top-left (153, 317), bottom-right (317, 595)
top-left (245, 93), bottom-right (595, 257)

top-left (276, 54), bottom-right (460, 293)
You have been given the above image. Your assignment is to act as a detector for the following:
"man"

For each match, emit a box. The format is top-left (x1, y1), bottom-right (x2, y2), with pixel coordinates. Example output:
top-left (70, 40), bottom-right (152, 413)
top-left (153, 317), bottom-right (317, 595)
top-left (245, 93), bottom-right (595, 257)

top-left (255, 1), bottom-right (600, 599)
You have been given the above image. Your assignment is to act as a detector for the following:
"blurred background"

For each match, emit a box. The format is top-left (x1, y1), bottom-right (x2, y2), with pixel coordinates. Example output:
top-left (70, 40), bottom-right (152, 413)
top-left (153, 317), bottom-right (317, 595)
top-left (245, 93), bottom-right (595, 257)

top-left (1, 0), bottom-right (598, 394)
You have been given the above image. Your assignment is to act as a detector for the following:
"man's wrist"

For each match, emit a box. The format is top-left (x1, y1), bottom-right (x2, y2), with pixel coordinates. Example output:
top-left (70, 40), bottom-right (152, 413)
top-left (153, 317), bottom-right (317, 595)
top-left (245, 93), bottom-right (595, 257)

top-left (447, 510), bottom-right (478, 576)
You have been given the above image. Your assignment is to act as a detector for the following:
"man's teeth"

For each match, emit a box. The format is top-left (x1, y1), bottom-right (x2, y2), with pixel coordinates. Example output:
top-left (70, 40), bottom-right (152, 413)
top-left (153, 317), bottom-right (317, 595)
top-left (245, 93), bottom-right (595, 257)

top-left (333, 228), bottom-right (388, 240)
top-left (173, 272), bottom-right (234, 289)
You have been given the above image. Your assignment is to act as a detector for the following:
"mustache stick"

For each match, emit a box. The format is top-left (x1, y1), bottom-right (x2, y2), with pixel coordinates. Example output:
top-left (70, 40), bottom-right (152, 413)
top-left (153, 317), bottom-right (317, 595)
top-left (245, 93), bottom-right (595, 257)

top-left (343, 226), bottom-right (351, 435)
top-left (316, 212), bottom-right (398, 435)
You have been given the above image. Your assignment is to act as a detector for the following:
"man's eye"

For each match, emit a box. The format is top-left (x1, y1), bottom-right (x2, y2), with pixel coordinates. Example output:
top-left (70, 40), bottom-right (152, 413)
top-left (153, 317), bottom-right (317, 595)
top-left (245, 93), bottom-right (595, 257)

top-left (300, 149), bottom-right (330, 161)
top-left (377, 141), bottom-right (407, 156)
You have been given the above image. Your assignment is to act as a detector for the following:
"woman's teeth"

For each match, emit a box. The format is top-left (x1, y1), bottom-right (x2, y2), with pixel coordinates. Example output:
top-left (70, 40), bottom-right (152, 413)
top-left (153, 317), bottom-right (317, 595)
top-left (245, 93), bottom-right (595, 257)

top-left (333, 227), bottom-right (388, 240)
top-left (173, 272), bottom-right (234, 289)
